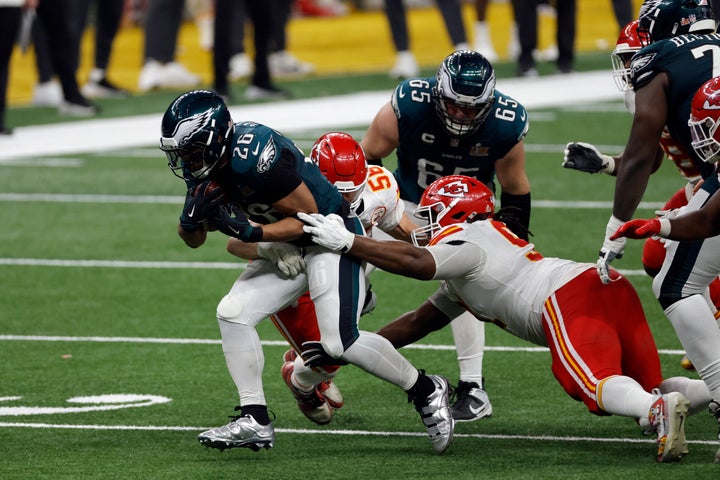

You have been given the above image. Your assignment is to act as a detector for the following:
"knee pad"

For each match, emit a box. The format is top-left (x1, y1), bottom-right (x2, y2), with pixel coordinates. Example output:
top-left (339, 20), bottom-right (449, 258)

top-left (216, 293), bottom-right (250, 325)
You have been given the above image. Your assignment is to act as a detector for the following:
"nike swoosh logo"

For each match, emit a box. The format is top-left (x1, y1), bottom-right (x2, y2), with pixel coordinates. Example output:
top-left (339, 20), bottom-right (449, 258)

top-left (398, 86), bottom-right (406, 99)
top-left (228, 224), bottom-right (240, 235)
top-left (520, 112), bottom-right (526, 121)
top-left (187, 205), bottom-right (196, 218)
top-left (469, 403), bottom-right (486, 415)
top-left (251, 144), bottom-right (260, 155)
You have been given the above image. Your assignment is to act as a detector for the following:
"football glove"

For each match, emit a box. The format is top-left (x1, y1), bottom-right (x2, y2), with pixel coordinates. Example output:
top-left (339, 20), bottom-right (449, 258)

top-left (597, 215), bottom-right (626, 284)
top-left (300, 341), bottom-right (348, 368)
top-left (256, 242), bottom-right (306, 278)
top-left (179, 181), bottom-right (226, 231)
top-left (298, 212), bottom-right (354, 253)
top-left (563, 142), bottom-right (615, 174)
top-left (213, 204), bottom-right (263, 243)
top-left (610, 218), bottom-right (671, 240)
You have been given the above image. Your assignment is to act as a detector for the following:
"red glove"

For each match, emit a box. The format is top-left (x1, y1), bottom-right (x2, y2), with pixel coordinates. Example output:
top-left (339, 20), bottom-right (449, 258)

top-left (610, 218), bottom-right (661, 240)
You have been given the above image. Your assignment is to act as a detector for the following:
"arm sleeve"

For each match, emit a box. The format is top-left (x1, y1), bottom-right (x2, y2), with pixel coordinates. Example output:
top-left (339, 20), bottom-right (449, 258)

top-left (500, 191), bottom-right (531, 240)
top-left (427, 241), bottom-right (485, 280)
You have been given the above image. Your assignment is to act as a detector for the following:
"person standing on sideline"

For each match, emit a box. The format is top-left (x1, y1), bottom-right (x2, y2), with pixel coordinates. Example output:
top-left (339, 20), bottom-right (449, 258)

top-left (384, 0), bottom-right (470, 79)
top-left (0, 0), bottom-right (37, 134)
top-left (137, 0), bottom-right (201, 92)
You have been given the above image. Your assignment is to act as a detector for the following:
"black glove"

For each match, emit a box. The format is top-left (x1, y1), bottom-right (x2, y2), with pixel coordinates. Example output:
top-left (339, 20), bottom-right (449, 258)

top-left (213, 203), bottom-right (264, 242)
top-left (300, 341), bottom-right (348, 368)
top-left (562, 142), bottom-right (615, 174)
top-left (179, 181), bottom-right (225, 231)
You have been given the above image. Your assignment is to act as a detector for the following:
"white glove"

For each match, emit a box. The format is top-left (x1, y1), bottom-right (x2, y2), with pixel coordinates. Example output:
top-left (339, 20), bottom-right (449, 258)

top-left (563, 142), bottom-right (615, 174)
top-left (654, 208), bottom-right (682, 220)
top-left (298, 212), bottom-right (355, 252)
top-left (256, 242), bottom-right (305, 278)
top-left (597, 215), bottom-right (626, 284)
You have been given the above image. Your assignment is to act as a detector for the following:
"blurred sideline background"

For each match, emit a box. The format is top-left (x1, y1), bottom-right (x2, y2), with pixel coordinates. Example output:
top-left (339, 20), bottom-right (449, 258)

top-left (7, 0), bottom-right (641, 105)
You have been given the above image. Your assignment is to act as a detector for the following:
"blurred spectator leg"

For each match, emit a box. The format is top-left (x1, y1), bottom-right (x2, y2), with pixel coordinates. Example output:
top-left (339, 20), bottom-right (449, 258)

top-left (269, 0), bottom-right (314, 77)
top-left (385, 0), bottom-right (419, 79)
top-left (510, 0), bottom-right (538, 77)
top-left (31, 20), bottom-right (63, 107)
top-left (472, 0), bottom-right (498, 61)
top-left (0, 5), bottom-right (22, 134)
top-left (555, 0), bottom-right (576, 73)
top-left (82, 0), bottom-right (129, 98)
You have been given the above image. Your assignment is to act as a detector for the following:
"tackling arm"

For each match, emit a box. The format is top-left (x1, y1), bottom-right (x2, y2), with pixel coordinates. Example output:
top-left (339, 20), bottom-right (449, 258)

top-left (376, 299), bottom-right (452, 349)
top-left (612, 190), bottom-right (720, 241)
top-left (299, 212), bottom-right (437, 279)
top-left (384, 211), bottom-right (419, 242)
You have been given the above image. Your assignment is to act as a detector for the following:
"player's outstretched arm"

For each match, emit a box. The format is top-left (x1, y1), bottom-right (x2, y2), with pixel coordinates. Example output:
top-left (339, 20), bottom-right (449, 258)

top-left (612, 191), bottom-right (720, 241)
top-left (299, 212), bottom-right (436, 280)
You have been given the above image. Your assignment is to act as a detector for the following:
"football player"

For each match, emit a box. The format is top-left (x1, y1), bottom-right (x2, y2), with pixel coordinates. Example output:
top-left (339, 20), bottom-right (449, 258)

top-left (565, 0), bottom-right (720, 462)
top-left (159, 90), bottom-right (454, 454)
top-left (562, 19), bottom-right (720, 371)
top-left (359, 49), bottom-right (530, 422)
top-left (225, 132), bottom-right (419, 426)
top-left (612, 76), bottom-right (720, 462)
top-left (299, 174), bottom-right (714, 463)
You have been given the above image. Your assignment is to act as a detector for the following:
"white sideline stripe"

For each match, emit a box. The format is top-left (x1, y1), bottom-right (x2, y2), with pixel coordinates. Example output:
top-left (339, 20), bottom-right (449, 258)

top-left (0, 422), bottom-right (715, 445)
top-left (0, 193), bottom-right (665, 210)
top-left (0, 334), bottom-right (687, 356)
top-left (0, 258), bottom-right (246, 270)
top-left (0, 71), bottom-right (619, 161)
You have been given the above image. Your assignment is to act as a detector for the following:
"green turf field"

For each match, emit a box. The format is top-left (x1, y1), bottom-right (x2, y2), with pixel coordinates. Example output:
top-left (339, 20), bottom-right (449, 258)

top-left (1, 54), bottom-right (719, 479)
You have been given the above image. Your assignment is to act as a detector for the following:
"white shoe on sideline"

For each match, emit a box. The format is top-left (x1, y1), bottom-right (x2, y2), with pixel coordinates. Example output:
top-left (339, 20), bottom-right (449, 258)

top-left (389, 51), bottom-right (419, 79)
top-left (269, 51), bottom-right (314, 77)
top-left (229, 53), bottom-right (252, 81)
top-left (32, 81), bottom-right (63, 107)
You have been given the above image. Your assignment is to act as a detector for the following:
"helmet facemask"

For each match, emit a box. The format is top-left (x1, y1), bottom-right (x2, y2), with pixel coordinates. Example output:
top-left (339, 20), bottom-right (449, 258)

top-left (160, 90), bottom-right (233, 180)
top-left (689, 115), bottom-right (720, 162)
top-left (411, 198), bottom-right (460, 246)
top-left (410, 175), bottom-right (496, 246)
top-left (688, 76), bottom-right (720, 163)
top-left (433, 50), bottom-right (496, 137)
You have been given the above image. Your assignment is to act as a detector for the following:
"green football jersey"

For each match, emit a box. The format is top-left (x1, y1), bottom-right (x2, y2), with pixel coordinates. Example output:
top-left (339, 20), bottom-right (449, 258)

top-left (631, 32), bottom-right (720, 179)
top-left (390, 77), bottom-right (529, 203)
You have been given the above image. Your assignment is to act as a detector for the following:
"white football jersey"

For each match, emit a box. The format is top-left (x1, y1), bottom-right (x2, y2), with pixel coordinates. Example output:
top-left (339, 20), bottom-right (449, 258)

top-left (355, 165), bottom-right (404, 236)
top-left (426, 220), bottom-right (594, 346)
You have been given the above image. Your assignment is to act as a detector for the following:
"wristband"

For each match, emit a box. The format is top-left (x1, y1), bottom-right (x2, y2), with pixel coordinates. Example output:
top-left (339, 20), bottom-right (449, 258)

top-left (601, 155), bottom-right (615, 175)
top-left (658, 218), bottom-right (672, 238)
top-left (247, 226), bottom-right (263, 243)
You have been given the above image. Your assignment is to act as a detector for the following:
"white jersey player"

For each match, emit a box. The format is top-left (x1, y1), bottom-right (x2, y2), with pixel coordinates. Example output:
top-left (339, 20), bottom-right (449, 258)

top-left (300, 174), bottom-right (713, 463)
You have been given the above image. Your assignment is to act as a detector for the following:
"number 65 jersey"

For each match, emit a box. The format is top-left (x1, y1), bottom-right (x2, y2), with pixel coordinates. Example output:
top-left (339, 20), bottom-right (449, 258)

top-left (390, 77), bottom-right (529, 203)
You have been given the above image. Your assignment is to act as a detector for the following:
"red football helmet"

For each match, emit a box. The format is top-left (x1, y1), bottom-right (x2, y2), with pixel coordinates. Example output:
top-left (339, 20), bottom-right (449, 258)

top-left (688, 76), bottom-right (720, 163)
top-left (611, 20), bottom-right (641, 92)
top-left (311, 132), bottom-right (368, 209)
top-left (411, 175), bottom-right (495, 246)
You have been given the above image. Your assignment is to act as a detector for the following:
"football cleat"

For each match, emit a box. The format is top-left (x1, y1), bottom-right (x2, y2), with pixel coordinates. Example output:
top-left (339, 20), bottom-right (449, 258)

top-left (281, 360), bottom-right (333, 424)
top-left (451, 379), bottom-right (493, 422)
top-left (197, 411), bottom-right (275, 452)
top-left (283, 348), bottom-right (344, 408)
top-left (680, 355), bottom-right (695, 371)
top-left (648, 390), bottom-right (690, 462)
top-left (709, 400), bottom-right (720, 464)
top-left (413, 374), bottom-right (454, 454)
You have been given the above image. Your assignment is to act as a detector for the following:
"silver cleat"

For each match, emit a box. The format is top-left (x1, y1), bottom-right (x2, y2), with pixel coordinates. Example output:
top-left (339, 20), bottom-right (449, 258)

top-left (415, 375), bottom-right (454, 454)
top-left (198, 413), bottom-right (275, 452)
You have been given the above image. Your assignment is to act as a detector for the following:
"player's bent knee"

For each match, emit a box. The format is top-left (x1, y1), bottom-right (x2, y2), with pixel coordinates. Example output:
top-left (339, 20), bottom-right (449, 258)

top-left (216, 294), bottom-right (250, 325)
